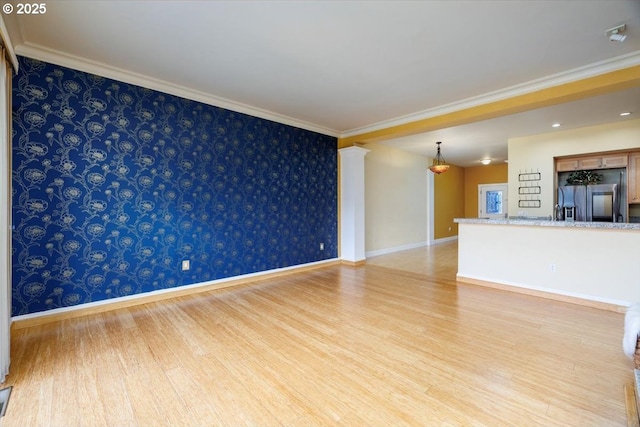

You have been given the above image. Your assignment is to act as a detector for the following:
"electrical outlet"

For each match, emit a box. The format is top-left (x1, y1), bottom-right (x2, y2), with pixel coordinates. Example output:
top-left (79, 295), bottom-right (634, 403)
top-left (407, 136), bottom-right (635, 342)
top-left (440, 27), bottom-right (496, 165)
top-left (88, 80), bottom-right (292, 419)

top-left (319, 242), bottom-right (324, 251)
top-left (182, 260), bottom-right (190, 271)
top-left (549, 263), bottom-right (556, 273)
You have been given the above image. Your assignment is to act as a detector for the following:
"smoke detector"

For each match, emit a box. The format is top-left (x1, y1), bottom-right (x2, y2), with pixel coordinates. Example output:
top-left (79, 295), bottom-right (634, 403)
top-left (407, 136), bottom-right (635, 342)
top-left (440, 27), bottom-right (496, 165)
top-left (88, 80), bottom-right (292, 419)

top-left (606, 24), bottom-right (627, 42)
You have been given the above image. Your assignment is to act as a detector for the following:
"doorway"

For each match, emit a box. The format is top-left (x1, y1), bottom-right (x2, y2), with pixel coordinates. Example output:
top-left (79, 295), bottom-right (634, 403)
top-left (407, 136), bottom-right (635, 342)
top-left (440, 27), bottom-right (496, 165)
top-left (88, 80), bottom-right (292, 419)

top-left (478, 183), bottom-right (508, 219)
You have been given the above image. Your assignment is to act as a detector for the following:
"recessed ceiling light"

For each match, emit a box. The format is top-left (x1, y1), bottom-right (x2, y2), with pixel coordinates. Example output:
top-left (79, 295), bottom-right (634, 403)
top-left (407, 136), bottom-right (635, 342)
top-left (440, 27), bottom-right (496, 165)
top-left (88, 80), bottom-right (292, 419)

top-left (620, 112), bottom-right (632, 116)
top-left (552, 123), bottom-right (561, 128)
top-left (481, 159), bottom-right (491, 165)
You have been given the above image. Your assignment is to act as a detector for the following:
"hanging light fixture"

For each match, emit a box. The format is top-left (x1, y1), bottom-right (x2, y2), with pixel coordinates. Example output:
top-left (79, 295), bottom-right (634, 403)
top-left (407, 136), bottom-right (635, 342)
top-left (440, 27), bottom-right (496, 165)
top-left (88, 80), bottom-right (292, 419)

top-left (429, 141), bottom-right (450, 174)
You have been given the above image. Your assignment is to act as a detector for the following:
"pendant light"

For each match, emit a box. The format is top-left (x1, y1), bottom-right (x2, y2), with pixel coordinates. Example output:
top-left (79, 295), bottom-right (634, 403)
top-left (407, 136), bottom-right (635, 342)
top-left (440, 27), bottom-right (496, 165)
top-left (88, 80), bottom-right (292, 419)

top-left (429, 141), bottom-right (450, 174)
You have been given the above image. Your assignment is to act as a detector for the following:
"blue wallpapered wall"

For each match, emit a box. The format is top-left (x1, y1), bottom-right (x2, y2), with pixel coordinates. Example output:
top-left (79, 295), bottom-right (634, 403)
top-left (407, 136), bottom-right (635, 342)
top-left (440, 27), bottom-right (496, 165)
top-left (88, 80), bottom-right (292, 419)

top-left (12, 56), bottom-right (338, 316)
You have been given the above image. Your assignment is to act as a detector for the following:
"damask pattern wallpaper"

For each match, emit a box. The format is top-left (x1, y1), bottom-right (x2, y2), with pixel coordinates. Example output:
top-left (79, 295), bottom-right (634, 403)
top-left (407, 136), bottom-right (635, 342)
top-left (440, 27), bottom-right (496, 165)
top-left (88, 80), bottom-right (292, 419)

top-left (12, 56), bottom-right (337, 316)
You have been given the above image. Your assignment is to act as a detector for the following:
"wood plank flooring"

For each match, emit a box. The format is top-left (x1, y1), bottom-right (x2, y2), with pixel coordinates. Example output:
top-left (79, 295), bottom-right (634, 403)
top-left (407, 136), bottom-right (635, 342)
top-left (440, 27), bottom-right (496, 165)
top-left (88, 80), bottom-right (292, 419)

top-left (1, 242), bottom-right (634, 426)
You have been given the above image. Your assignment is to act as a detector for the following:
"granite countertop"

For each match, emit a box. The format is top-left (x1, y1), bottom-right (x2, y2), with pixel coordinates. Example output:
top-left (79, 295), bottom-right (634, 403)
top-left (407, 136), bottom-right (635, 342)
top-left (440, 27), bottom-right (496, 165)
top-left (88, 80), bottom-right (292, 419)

top-left (454, 217), bottom-right (640, 230)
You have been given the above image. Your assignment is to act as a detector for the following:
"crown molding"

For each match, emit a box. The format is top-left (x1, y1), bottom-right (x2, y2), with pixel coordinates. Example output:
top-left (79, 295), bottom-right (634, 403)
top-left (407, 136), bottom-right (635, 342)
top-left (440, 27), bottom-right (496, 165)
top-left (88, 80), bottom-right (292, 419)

top-left (0, 14), bottom-right (20, 72)
top-left (340, 50), bottom-right (640, 139)
top-left (14, 42), bottom-right (640, 141)
top-left (15, 42), bottom-right (340, 138)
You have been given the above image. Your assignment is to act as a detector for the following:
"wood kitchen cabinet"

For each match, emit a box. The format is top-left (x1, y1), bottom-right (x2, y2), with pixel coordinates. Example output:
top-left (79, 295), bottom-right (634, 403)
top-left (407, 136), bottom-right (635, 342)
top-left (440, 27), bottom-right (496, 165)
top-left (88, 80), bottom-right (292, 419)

top-left (556, 154), bottom-right (628, 171)
top-left (577, 156), bottom-right (602, 169)
top-left (629, 152), bottom-right (640, 204)
top-left (556, 159), bottom-right (579, 172)
top-left (600, 154), bottom-right (628, 168)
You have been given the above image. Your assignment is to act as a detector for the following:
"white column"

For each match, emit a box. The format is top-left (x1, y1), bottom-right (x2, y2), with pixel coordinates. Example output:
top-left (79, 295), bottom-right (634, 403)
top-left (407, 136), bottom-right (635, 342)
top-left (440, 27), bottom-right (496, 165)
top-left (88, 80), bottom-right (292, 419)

top-left (426, 169), bottom-right (435, 246)
top-left (0, 52), bottom-right (11, 384)
top-left (339, 146), bottom-right (369, 263)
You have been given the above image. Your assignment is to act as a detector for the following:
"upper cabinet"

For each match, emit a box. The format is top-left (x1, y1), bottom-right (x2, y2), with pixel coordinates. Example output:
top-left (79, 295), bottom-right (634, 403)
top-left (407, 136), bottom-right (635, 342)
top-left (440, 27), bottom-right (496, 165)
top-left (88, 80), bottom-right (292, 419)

top-left (555, 158), bottom-right (579, 172)
top-left (556, 154), bottom-right (628, 172)
top-left (599, 154), bottom-right (628, 169)
top-left (629, 153), bottom-right (640, 204)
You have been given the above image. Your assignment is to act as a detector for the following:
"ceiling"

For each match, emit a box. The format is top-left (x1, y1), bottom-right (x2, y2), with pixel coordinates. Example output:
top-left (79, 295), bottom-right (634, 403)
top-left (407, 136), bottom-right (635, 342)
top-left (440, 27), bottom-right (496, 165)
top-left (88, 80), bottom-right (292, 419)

top-left (4, 0), bottom-right (640, 166)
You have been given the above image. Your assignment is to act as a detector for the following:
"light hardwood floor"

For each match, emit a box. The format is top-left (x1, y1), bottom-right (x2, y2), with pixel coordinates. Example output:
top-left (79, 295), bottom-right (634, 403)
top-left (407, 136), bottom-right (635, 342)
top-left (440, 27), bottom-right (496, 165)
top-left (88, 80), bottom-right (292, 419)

top-left (1, 241), bottom-right (634, 426)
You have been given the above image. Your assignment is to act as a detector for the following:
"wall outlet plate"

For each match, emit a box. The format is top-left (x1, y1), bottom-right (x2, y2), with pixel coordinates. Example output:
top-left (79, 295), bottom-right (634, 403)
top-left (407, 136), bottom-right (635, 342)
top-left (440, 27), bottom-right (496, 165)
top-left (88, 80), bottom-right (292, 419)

top-left (181, 260), bottom-right (190, 271)
top-left (605, 24), bottom-right (625, 38)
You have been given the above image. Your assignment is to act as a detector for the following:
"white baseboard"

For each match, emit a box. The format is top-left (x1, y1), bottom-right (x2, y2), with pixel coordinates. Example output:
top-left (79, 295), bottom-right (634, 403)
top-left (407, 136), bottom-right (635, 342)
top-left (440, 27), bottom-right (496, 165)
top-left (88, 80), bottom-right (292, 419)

top-left (12, 258), bottom-right (340, 327)
top-left (456, 273), bottom-right (630, 312)
top-left (365, 236), bottom-right (458, 258)
top-left (365, 241), bottom-right (427, 258)
top-left (430, 236), bottom-right (458, 246)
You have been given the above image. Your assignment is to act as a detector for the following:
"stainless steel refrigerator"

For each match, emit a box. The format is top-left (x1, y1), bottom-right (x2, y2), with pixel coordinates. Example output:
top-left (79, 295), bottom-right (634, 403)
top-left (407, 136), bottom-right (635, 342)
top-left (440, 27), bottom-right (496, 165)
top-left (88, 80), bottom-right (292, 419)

top-left (557, 183), bottom-right (621, 222)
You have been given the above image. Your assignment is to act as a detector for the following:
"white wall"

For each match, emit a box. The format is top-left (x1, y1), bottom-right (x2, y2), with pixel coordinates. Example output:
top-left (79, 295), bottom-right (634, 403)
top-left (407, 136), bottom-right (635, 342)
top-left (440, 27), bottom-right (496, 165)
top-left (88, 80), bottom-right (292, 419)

top-left (508, 119), bottom-right (640, 217)
top-left (457, 223), bottom-right (640, 305)
top-left (364, 142), bottom-right (429, 255)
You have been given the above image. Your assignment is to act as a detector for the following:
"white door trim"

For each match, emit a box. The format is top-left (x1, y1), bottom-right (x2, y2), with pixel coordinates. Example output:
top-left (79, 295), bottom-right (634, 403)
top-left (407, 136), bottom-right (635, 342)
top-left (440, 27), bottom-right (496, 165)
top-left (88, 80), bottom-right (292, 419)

top-left (478, 183), bottom-right (508, 219)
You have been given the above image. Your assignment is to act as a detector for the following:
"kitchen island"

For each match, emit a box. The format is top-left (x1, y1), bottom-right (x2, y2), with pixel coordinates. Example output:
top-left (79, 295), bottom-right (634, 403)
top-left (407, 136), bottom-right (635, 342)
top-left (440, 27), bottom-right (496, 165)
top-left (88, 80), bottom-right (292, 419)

top-left (454, 218), bottom-right (640, 310)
